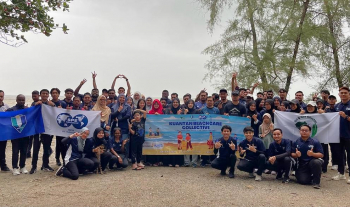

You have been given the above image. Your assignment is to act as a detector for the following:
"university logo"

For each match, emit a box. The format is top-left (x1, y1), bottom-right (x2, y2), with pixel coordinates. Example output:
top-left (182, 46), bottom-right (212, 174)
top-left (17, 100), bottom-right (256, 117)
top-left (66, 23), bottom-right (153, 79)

top-left (56, 113), bottom-right (89, 129)
top-left (11, 114), bottom-right (27, 133)
top-left (294, 116), bottom-right (318, 137)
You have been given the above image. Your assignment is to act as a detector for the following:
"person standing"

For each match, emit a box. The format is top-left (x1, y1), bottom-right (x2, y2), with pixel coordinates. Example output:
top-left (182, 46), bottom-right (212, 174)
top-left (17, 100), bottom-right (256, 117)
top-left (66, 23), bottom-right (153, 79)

top-left (214, 89), bottom-right (232, 115)
top-left (224, 91), bottom-right (246, 117)
top-left (0, 90), bottom-right (10, 172)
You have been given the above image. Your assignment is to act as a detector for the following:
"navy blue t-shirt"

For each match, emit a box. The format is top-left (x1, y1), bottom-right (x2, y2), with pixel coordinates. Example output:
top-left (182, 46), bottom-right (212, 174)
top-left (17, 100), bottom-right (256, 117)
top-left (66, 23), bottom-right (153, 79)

top-left (216, 136), bottom-right (237, 158)
top-left (53, 100), bottom-right (67, 109)
top-left (224, 102), bottom-right (247, 117)
top-left (335, 101), bottom-right (350, 139)
top-left (131, 117), bottom-right (146, 142)
top-left (109, 138), bottom-right (123, 153)
top-left (239, 137), bottom-right (265, 160)
top-left (292, 137), bottom-right (324, 162)
top-left (268, 139), bottom-right (291, 158)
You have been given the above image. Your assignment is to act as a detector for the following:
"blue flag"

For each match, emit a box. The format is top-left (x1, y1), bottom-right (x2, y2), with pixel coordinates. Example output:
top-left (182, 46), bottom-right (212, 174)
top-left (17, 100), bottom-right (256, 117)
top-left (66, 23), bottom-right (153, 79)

top-left (0, 105), bottom-right (45, 141)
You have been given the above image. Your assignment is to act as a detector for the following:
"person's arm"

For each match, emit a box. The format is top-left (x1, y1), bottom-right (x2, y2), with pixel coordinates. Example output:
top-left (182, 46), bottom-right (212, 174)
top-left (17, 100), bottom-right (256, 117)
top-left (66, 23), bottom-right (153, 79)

top-left (92, 71), bottom-right (98, 89)
top-left (250, 82), bottom-right (259, 95)
top-left (74, 79), bottom-right (87, 96)
top-left (123, 75), bottom-right (131, 97)
top-left (111, 75), bottom-right (120, 90)
top-left (231, 72), bottom-right (238, 92)
top-left (309, 142), bottom-right (324, 159)
top-left (275, 141), bottom-right (291, 160)
top-left (129, 123), bottom-right (135, 135)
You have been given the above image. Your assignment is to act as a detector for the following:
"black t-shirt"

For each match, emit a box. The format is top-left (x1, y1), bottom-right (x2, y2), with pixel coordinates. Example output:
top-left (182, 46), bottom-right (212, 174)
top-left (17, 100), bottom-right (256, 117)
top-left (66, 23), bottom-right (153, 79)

top-left (131, 117), bottom-right (146, 142)
top-left (224, 102), bottom-right (247, 117)
top-left (214, 100), bottom-right (232, 115)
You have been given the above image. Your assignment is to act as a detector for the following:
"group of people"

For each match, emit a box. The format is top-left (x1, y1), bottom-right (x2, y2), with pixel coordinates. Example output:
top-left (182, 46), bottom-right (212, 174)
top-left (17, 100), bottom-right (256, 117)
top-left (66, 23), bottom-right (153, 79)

top-left (0, 72), bottom-right (349, 189)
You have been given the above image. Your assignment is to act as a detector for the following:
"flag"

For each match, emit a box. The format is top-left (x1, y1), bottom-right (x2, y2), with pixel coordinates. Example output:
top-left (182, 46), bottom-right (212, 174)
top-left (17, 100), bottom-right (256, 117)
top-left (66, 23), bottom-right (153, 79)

top-left (274, 111), bottom-right (340, 143)
top-left (0, 105), bottom-right (44, 141)
top-left (41, 104), bottom-right (100, 137)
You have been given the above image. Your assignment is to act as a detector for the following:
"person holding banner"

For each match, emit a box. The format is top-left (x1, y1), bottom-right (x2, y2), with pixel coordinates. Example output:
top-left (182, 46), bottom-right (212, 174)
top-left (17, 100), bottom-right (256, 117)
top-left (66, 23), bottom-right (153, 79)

top-left (211, 125), bottom-right (237, 178)
top-left (291, 124), bottom-right (324, 189)
top-left (265, 128), bottom-right (293, 183)
top-left (56, 128), bottom-right (95, 180)
top-left (287, 99), bottom-right (303, 113)
top-left (183, 99), bottom-right (199, 167)
top-left (0, 90), bottom-right (10, 172)
top-left (6, 94), bottom-right (29, 175)
top-left (237, 127), bottom-right (266, 181)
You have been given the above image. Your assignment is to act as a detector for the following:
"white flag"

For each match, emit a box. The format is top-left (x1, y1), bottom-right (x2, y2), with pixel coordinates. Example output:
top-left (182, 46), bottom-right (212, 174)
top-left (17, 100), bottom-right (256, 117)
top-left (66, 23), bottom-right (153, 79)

top-left (274, 111), bottom-right (340, 144)
top-left (42, 105), bottom-right (100, 137)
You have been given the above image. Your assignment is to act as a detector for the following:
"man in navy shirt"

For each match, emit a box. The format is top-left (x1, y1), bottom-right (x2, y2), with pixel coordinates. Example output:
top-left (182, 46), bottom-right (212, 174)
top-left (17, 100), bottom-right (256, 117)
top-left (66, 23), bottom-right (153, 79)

top-left (224, 91), bottom-right (247, 117)
top-left (265, 128), bottom-right (294, 183)
top-left (295, 91), bottom-right (307, 110)
top-left (211, 125), bottom-right (237, 178)
top-left (291, 124), bottom-right (324, 189)
top-left (200, 96), bottom-right (220, 115)
top-left (237, 127), bottom-right (266, 181)
top-left (333, 86), bottom-right (350, 183)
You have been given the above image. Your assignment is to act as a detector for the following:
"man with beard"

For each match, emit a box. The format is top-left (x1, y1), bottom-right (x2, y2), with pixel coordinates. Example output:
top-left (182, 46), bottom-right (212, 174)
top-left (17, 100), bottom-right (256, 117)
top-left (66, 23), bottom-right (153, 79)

top-left (214, 89), bottom-right (232, 115)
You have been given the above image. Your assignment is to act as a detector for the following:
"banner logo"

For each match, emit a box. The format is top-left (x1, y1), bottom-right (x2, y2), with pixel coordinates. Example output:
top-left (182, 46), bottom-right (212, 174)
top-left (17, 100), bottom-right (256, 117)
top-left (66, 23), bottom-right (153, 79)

top-left (11, 114), bottom-right (27, 133)
top-left (294, 116), bottom-right (317, 137)
top-left (57, 113), bottom-right (88, 129)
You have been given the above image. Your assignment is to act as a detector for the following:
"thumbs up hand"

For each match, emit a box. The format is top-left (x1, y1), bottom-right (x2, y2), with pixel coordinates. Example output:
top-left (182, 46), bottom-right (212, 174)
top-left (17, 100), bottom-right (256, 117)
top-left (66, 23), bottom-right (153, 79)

top-left (295, 148), bottom-right (301, 158)
top-left (307, 147), bottom-right (314, 157)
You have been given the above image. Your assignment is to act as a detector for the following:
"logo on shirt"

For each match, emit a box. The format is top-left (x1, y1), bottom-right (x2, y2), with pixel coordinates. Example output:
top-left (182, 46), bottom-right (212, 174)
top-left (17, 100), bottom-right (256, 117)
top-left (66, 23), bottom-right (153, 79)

top-left (11, 114), bottom-right (27, 133)
top-left (57, 113), bottom-right (89, 129)
top-left (294, 116), bottom-right (318, 137)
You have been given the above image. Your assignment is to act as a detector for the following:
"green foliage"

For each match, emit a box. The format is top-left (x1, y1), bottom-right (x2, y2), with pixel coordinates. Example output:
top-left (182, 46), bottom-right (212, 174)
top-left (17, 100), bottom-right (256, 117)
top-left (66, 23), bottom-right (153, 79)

top-left (0, 0), bottom-right (71, 47)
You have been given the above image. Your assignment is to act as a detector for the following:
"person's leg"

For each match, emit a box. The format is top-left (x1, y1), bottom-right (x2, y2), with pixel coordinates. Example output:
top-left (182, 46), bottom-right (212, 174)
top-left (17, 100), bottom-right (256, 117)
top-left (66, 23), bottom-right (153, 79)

top-left (329, 143), bottom-right (339, 166)
top-left (256, 154), bottom-right (266, 176)
top-left (118, 154), bottom-right (128, 168)
top-left (343, 139), bottom-right (350, 176)
top-left (228, 154), bottom-right (237, 174)
top-left (63, 160), bottom-right (79, 180)
top-left (88, 157), bottom-right (99, 172)
top-left (192, 155), bottom-right (198, 167)
top-left (11, 139), bottom-right (20, 169)
top-left (27, 135), bottom-right (33, 158)
top-left (296, 162), bottom-right (312, 185)
top-left (321, 143), bottom-right (329, 173)
top-left (31, 134), bottom-right (40, 172)
top-left (77, 158), bottom-right (95, 173)
top-left (283, 157), bottom-right (293, 179)
top-left (237, 159), bottom-right (255, 173)
top-left (41, 134), bottom-right (53, 168)
top-left (0, 140), bottom-right (8, 169)
top-left (338, 138), bottom-right (346, 175)
top-left (201, 155), bottom-right (209, 166)
top-left (211, 157), bottom-right (226, 174)
top-left (184, 155), bottom-right (190, 166)
top-left (19, 137), bottom-right (29, 169)
top-left (309, 159), bottom-right (323, 185)
top-left (109, 155), bottom-right (118, 169)
top-left (100, 152), bottom-right (112, 171)
top-left (130, 139), bottom-right (137, 165)
top-left (136, 141), bottom-right (143, 164)
top-left (121, 133), bottom-right (129, 158)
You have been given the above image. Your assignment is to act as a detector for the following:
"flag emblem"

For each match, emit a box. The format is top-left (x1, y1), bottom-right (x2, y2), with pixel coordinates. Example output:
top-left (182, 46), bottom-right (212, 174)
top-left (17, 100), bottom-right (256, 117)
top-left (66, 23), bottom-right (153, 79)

top-left (11, 114), bottom-right (27, 133)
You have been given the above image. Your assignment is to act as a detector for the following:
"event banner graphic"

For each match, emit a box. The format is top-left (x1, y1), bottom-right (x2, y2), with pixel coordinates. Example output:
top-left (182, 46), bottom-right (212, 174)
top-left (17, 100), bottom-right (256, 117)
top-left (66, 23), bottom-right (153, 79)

top-left (143, 114), bottom-right (250, 155)
top-left (274, 111), bottom-right (340, 144)
top-left (0, 105), bottom-right (45, 141)
top-left (42, 105), bottom-right (100, 137)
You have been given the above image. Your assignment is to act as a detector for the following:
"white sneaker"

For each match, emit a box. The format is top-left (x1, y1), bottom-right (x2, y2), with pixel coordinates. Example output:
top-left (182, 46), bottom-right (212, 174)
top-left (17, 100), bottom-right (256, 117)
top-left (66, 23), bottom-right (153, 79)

top-left (255, 175), bottom-right (262, 181)
top-left (331, 165), bottom-right (338, 170)
top-left (271, 171), bottom-right (277, 175)
top-left (291, 171), bottom-right (295, 176)
top-left (248, 173), bottom-right (255, 178)
top-left (253, 168), bottom-right (258, 173)
top-left (332, 173), bottom-right (346, 180)
top-left (12, 168), bottom-right (20, 176)
top-left (347, 179), bottom-right (350, 184)
top-left (20, 167), bottom-right (28, 174)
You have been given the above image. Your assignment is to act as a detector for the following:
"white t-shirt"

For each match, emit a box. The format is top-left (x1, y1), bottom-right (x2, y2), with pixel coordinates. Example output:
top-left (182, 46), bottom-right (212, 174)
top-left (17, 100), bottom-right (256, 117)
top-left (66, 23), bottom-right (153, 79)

top-left (0, 103), bottom-right (10, 112)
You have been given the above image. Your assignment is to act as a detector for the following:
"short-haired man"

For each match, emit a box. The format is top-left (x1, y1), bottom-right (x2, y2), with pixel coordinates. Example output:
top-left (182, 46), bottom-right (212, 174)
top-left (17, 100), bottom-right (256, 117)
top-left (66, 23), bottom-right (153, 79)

top-left (200, 96), bottom-right (220, 115)
top-left (214, 89), bottom-right (232, 115)
top-left (211, 125), bottom-right (237, 178)
top-left (266, 90), bottom-right (274, 99)
top-left (256, 92), bottom-right (264, 99)
top-left (0, 90), bottom-right (10, 172)
top-left (171, 93), bottom-right (178, 101)
top-left (291, 125), bottom-right (324, 189)
top-left (278, 89), bottom-right (288, 101)
top-left (224, 91), bottom-right (246, 117)
top-left (295, 91), bottom-right (307, 110)
top-left (266, 128), bottom-right (294, 183)
top-left (237, 127), bottom-right (266, 181)
top-left (63, 88), bottom-right (74, 108)
top-left (162, 90), bottom-right (172, 105)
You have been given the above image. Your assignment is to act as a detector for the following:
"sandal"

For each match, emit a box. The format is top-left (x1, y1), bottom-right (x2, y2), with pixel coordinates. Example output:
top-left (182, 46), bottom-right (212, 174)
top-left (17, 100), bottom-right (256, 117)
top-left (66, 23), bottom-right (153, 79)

top-left (137, 164), bottom-right (145, 169)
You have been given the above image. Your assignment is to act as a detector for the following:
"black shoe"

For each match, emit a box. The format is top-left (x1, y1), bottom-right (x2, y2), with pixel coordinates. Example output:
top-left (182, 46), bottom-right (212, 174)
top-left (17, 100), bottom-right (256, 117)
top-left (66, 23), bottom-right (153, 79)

top-left (276, 173), bottom-right (283, 180)
top-left (1, 166), bottom-right (11, 172)
top-left (313, 184), bottom-right (321, 189)
top-left (228, 171), bottom-right (235, 178)
top-left (220, 170), bottom-right (227, 175)
top-left (56, 159), bottom-right (62, 166)
top-left (55, 166), bottom-right (64, 176)
top-left (282, 177), bottom-right (290, 183)
top-left (29, 167), bottom-right (37, 174)
top-left (42, 165), bottom-right (54, 172)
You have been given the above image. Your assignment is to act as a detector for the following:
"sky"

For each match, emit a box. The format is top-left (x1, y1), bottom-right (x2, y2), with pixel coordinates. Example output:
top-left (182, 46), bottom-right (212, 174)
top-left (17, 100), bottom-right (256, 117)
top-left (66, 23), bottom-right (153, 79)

top-left (0, 0), bottom-right (335, 100)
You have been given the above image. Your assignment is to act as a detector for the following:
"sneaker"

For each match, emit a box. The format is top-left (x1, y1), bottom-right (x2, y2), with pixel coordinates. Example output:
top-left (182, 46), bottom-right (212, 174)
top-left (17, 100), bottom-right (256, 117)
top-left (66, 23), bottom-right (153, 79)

top-left (192, 164), bottom-right (197, 168)
top-left (331, 165), bottom-right (338, 170)
top-left (347, 179), bottom-right (350, 184)
top-left (264, 169), bottom-right (271, 174)
top-left (200, 163), bottom-right (206, 168)
top-left (313, 184), bottom-right (321, 189)
top-left (56, 159), bottom-right (62, 166)
top-left (1, 166), bottom-right (11, 172)
top-left (332, 173), bottom-right (346, 180)
top-left (291, 171), bottom-right (295, 176)
top-left (184, 163), bottom-right (190, 167)
top-left (276, 173), bottom-right (283, 180)
top-left (29, 167), bottom-right (37, 174)
top-left (255, 175), bottom-right (262, 181)
top-left (253, 168), bottom-right (258, 173)
top-left (42, 166), bottom-right (54, 172)
top-left (248, 173), bottom-right (255, 178)
top-left (228, 171), bottom-right (235, 178)
top-left (20, 167), bottom-right (28, 174)
top-left (12, 168), bottom-right (20, 175)
top-left (220, 170), bottom-right (227, 175)
top-left (282, 177), bottom-right (290, 183)
top-left (271, 171), bottom-right (277, 175)
top-left (55, 166), bottom-right (64, 176)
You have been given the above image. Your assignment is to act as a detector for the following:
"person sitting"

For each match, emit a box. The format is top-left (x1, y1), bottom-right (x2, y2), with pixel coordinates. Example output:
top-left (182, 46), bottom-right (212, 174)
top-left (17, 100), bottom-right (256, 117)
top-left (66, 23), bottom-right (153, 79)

top-left (291, 124), bottom-right (324, 189)
top-left (211, 125), bottom-right (237, 178)
top-left (237, 127), bottom-right (266, 181)
top-left (109, 128), bottom-right (129, 170)
top-left (265, 128), bottom-right (294, 183)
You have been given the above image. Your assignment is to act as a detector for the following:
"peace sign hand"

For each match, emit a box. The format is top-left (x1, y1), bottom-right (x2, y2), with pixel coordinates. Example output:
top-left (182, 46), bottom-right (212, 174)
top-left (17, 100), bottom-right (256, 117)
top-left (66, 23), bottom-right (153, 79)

top-left (228, 141), bottom-right (235, 150)
top-left (214, 141), bottom-right (222, 149)
top-left (92, 71), bottom-right (97, 78)
top-left (247, 144), bottom-right (256, 153)
top-left (240, 147), bottom-right (246, 154)
top-left (80, 78), bottom-right (87, 85)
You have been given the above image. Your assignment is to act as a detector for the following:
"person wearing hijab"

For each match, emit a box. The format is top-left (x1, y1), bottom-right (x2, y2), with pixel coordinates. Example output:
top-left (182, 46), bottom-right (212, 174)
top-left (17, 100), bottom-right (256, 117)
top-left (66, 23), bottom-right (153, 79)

top-left (55, 127), bottom-right (95, 180)
top-left (280, 101), bottom-right (290, 111)
top-left (92, 95), bottom-right (111, 131)
top-left (287, 99), bottom-right (303, 113)
top-left (259, 99), bottom-right (274, 123)
top-left (146, 97), bottom-right (153, 112)
top-left (273, 97), bottom-right (282, 110)
top-left (133, 91), bottom-right (141, 106)
top-left (84, 128), bottom-right (112, 172)
top-left (164, 98), bottom-right (184, 167)
top-left (247, 101), bottom-right (261, 138)
top-left (148, 99), bottom-right (164, 115)
top-left (255, 98), bottom-right (264, 113)
top-left (259, 113), bottom-right (274, 152)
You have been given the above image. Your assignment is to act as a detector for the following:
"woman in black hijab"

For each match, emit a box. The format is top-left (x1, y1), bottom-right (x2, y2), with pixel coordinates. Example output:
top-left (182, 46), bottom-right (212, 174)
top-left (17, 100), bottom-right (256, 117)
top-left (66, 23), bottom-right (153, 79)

top-left (247, 101), bottom-right (261, 137)
top-left (259, 99), bottom-right (274, 123)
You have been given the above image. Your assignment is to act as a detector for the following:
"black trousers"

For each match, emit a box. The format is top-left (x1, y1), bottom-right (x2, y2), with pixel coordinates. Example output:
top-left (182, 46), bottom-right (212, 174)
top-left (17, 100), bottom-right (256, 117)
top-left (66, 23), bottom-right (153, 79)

top-left (321, 143), bottom-right (329, 172)
top-left (11, 137), bottom-right (29, 169)
top-left (296, 159), bottom-right (323, 185)
top-left (338, 137), bottom-right (350, 175)
top-left (32, 134), bottom-right (53, 168)
top-left (55, 136), bottom-right (66, 162)
top-left (27, 136), bottom-right (34, 156)
top-left (131, 140), bottom-right (143, 164)
top-left (63, 158), bottom-right (95, 180)
top-left (237, 154), bottom-right (266, 176)
top-left (109, 154), bottom-right (128, 168)
top-left (266, 157), bottom-right (294, 178)
top-left (211, 154), bottom-right (237, 173)
top-left (0, 140), bottom-right (7, 168)
top-left (89, 152), bottom-right (112, 171)
top-left (329, 143), bottom-right (340, 165)
top-left (163, 155), bottom-right (184, 166)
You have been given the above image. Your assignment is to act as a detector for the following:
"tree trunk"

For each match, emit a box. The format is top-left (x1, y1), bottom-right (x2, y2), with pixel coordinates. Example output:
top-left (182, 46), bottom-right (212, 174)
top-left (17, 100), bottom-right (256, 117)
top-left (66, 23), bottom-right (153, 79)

top-left (285, 0), bottom-right (310, 93)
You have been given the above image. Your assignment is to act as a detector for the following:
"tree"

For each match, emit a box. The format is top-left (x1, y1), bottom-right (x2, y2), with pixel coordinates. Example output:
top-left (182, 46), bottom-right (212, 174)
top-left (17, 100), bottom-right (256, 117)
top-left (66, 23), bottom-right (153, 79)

top-left (0, 0), bottom-right (71, 47)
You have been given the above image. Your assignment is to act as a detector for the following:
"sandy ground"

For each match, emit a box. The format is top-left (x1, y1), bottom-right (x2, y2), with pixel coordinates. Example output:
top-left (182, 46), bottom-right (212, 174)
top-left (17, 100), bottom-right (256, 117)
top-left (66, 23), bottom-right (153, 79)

top-left (1, 140), bottom-right (350, 207)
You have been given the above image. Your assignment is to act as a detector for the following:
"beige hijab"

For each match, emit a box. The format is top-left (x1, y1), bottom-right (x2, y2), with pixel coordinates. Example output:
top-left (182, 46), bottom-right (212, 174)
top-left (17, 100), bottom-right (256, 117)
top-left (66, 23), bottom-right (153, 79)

top-left (261, 113), bottom-right (273, 135)
top-left (92, 95), bottom-right (111, 123)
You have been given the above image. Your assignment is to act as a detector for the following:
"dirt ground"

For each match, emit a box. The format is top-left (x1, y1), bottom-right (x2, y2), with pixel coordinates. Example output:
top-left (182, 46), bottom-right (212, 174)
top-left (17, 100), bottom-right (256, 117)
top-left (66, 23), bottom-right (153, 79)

top-left (1, 140), bottom-right (350, 207)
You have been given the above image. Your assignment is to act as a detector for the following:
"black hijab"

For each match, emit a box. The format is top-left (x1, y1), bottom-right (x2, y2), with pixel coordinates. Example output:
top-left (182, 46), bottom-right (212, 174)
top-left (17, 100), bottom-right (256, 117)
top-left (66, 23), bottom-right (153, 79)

top-left (289, 99), bottom-right (301, 113)
top-left (93, 127), bottom-right (107, 147)
top-left (185, 99), bottom-right (196, 114)
top-left (255, 98), bottom-right (264, 112)
top-left (247, 101), bottom-right (257, 117)
top-left (170, 98), bottom-right (181, 114)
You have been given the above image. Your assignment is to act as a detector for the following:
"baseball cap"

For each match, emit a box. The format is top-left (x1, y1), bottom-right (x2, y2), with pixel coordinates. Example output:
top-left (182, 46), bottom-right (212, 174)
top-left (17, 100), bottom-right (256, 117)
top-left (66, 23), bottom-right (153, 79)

top-left (219, 89), bottom-right (228, 93)
top-left (329, 95), bottom-right (337, 99)
top-left (231, 91), bottom-right (239, 96)
top-left (279, 88), bottom-right (287, 93)
top-left (307, 101), bottom-right (316, 107)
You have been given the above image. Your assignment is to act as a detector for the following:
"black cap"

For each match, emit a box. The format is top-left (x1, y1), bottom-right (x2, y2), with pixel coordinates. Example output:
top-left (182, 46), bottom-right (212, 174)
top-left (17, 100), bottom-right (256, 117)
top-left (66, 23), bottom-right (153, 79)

top-left (321, 89), bottom-right (330, 95)
top-left (279, 88), bottom-right (287, 93)
top-left (231, 91), bottom-right (239, 96)
top-left (329, 95), bottom-right (337, 99)
top-left (290, 99), bottom-right (299, 105)
top-left (219, 89), bottom-right (227, 93)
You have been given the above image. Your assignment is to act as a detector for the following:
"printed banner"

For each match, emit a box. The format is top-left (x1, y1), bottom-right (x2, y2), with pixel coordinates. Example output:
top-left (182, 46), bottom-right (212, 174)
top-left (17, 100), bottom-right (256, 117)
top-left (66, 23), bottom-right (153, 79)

top-left (42, 104), bottom-right (100, 137)
top-left (0, 105), bottom-right (45, 141)
top-left (143, 114), bottom-right (250, 155)
top-left (274, 111), bottom-right (340, 144)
